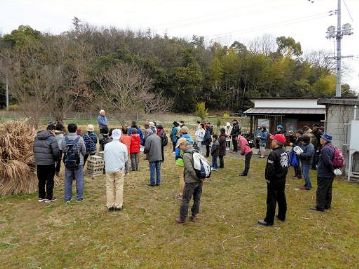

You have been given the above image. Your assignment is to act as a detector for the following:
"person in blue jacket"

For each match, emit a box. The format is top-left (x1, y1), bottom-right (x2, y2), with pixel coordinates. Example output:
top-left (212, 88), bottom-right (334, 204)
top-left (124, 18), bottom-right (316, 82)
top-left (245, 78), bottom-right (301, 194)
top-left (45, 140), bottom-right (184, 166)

top-left (298, 135), bottom-right (315, 190)
top-left (97, 110), bottom-right (108, 133)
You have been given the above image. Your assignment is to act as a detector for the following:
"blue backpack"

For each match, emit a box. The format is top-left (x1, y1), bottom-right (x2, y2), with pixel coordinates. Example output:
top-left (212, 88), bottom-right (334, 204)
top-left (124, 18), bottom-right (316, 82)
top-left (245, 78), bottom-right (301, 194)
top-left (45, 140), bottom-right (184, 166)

top-left (289, 150), bottom-right (299, 167)
top-left (63, 137), bottom-right (81, 169)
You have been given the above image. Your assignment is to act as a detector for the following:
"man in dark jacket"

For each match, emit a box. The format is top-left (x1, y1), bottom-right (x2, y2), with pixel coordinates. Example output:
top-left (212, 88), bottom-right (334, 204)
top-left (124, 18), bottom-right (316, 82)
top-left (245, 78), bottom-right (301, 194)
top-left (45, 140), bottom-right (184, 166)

top-left (258, 134), bottom-right (289, 226)
top-left (33, 123), bottom-right (60, 203)
top-left (144, 129), bottom-right (162, 186)
top-left (83, 124), bottom-right (98, 165)
top-left (231, 120), bottom-right (240, 152)
top-left (298, 135), bottom-right (315, 190)
top-left (218, 128), bottom-right (227, 168)
top-left (176, 140), bottom-right (203, 224)
top-left (311, 133), bottom-right (335, 212)
top-left (203, 124), bottom-right (212, 158)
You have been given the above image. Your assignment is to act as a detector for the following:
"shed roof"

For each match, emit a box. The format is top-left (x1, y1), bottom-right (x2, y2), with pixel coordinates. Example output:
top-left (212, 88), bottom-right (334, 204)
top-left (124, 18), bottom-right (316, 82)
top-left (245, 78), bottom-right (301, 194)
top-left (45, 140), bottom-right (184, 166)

top-left (244, 107), bottom-right (326, 115)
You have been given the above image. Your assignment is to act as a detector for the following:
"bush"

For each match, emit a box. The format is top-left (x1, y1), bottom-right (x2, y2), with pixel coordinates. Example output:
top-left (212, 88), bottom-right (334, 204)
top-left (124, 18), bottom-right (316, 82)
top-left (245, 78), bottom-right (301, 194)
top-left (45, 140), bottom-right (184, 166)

top-left (195, 102), bottom-right (208, 121)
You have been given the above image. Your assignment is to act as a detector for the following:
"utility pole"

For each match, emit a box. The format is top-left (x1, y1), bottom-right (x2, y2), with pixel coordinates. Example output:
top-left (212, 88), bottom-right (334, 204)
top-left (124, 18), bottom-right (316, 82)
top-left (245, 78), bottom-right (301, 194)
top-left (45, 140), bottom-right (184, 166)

top-left (326, 0), bottom-right (353, 98)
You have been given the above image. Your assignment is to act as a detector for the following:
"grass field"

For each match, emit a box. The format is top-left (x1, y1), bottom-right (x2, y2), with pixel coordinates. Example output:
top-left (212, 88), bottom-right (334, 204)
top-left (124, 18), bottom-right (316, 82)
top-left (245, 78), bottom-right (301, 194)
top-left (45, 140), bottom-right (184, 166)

top-left (0, 146), bottom-right (359, 268)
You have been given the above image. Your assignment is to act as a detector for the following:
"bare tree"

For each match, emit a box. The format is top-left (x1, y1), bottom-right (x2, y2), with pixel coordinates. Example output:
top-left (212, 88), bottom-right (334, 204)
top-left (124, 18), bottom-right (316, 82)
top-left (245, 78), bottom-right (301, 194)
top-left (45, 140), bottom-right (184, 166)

top-left (248, 34), bottom-right (277, 56)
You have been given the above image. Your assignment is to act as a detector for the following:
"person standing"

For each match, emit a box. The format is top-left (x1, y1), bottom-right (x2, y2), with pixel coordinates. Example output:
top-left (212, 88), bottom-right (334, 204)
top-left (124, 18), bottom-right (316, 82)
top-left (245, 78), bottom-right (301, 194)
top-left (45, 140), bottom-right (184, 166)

top-left (175, 137), bottom-right (187, 199)
top-left (97, 109), bottom-right (109, 134)
top-left (218, 128), bottom-right (227, 168)
top-left (298, 135), bottom-right (315, 190)
top-left (176, 140), bottom-right (203, 224)
top-left (54, 122), bottom-right (65, 177)
top-left (291, 130), bottom-right (304, 179)
top-left (83, 124), bottom-right (98, 165)
top-left (33, 123), bottom-right (60, 203)
top-left (170, 121), bottom-right (180, 153)
top-left (258, 134), bottom-right (288, 226)
top-left (156, 124), bottom-right (168, 162)
top-left (259, 126), bottom-right (269, 158)
top-left (104, 129), bottom-right (128, 211)
top-left (144, 129), bottom-right (162, 186)
top-left (128, 121), bottom-right (144, 145)
top-left (238, 132), bottom-right (253, 176)
top-left (225, 122), bottom-right (232, 150)
top-left (195, 123), bottom-right (206, 155)
top-left (231, 120), bottom-right (240, 152)
top-left (130, 128), bottom-right (141, 171)
top-left (120, 127), bottom-right (132, 174)
top-left (203, 124), bottom-right (212, 158)
top-left (254, 126), bottom-right (262, 155)
top-left (311, 133), bottom-right (335, 212)
top-left (211, 134), bottom-right (220, 171)
top-left (61, 123), bottom-right (87, 202)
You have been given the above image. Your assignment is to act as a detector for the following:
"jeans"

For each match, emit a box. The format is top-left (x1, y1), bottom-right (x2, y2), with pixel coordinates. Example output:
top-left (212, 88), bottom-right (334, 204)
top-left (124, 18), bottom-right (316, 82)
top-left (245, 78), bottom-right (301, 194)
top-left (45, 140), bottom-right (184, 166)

top-left (316, 176), bottom-right (334, 210)
top-left (64, 165), bottom-right (84, 201)
top-left (265, 181), bottom-right (287, 224)
top-left (37, 165), bottom-right (55, 200)
top-left (179, 182), bottom-right (203, 221)
top-left (130, 153), bottom-right (139, 171)
top-left (205, 144), bottom-right (210, 158)
top-left (212, 155), bottom-right (218, 169)
top-left (242, 152), bottom-right (253, 175)
top-left (149, 161), bottom-right (161, 185)
top-left (302, 164), bottom-right (312, 189)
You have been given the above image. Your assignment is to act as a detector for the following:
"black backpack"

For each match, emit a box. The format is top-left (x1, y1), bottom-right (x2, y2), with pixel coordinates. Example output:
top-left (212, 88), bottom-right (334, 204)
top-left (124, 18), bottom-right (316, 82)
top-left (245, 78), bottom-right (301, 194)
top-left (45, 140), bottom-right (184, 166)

top-left (63, 136), bottom-right (81, 169)
top-left (162, 133), bottom-right (168, 147)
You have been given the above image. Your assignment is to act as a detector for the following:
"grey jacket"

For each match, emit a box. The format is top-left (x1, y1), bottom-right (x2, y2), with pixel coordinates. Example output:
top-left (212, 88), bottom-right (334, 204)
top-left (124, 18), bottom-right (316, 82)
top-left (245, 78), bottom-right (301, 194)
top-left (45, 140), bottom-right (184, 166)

top-left (144, 134), bottom-right (162, 162)
top-left (183, 150), bottom-right (202, 184)
top-left (33, 130), bottom-right (60, 166)
top-left (61, 133), bottom-right (87, 166)
top-left (300, 143), bottom-right (315, 165)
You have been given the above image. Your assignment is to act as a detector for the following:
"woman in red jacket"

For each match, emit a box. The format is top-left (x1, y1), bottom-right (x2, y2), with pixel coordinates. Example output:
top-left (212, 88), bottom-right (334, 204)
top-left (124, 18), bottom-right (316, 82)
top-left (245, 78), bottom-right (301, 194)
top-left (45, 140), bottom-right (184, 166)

top-left (238, 132), bottom-right (253, 176)
top-left (130, 128), bottom-right (141, 171)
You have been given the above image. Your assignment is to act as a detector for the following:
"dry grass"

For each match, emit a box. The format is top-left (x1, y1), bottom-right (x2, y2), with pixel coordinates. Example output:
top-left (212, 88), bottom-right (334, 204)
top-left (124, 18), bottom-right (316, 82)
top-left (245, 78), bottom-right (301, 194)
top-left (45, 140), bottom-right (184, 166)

top-left (0, 144), bottom-right (358, 268)
top-left (0, 119), bottom-right (38, 195)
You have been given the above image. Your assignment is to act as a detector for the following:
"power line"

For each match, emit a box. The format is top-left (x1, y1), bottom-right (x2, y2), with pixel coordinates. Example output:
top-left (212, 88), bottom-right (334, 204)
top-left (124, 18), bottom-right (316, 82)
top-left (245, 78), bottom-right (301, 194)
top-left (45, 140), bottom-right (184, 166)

top-left (343, 0), bottom-right (354, 22)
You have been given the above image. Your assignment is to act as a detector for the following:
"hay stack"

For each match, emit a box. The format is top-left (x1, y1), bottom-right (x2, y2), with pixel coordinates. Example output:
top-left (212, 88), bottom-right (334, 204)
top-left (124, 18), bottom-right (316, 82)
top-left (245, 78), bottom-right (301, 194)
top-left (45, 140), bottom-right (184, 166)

top-left (0, 119), bottom-right (37, 195)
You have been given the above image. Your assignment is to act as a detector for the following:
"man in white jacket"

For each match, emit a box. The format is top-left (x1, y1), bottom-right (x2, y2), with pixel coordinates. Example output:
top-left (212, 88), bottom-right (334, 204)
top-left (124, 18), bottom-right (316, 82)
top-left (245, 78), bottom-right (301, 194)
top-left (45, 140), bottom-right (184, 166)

top-left (104, 129), bottom-right (128, 211)
top-left (195, 123), bottom-right (206, 154)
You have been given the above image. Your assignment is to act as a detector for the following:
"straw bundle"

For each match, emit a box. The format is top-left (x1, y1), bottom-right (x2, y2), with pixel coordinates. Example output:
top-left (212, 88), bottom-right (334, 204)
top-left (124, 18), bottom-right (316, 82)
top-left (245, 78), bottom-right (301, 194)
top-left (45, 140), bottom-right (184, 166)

top-left (0, 119), bottom-right (37, 195)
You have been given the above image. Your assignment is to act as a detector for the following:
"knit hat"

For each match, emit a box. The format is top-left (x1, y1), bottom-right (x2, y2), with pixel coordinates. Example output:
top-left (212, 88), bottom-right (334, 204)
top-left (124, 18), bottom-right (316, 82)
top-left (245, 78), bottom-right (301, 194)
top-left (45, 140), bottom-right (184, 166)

top-left (321, 133), bottom-right (332, 142)
top-left (111, 129), bottom-right (122, 140)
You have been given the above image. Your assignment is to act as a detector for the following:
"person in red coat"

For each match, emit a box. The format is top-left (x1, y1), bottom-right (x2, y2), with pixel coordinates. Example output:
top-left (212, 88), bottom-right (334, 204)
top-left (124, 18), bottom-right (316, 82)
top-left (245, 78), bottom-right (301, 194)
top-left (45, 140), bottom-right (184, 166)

top-left (130, 128), bottom-right (141, 171)
top-left (238, 132), bottom-right (253, 176)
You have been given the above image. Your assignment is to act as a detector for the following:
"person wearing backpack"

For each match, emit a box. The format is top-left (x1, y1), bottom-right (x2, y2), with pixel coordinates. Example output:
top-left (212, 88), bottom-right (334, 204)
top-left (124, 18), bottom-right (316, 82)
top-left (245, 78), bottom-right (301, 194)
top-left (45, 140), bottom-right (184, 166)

top-left (311, 133), bottom-right (338, 212)
top-left (156, 124), bottom-right (168, 162)
top-left (83, 124), bottom-right (98, 165)
top-left (258, 134), bottom-right (289, 226)
top-left (297, 135), bottom-right (315, 190)
top-left (61, 123), bottom-right (87, 202)
top-left (176, 139), bottom-right (204, 224)
top-left (33, 123), bottom-right (60, 203)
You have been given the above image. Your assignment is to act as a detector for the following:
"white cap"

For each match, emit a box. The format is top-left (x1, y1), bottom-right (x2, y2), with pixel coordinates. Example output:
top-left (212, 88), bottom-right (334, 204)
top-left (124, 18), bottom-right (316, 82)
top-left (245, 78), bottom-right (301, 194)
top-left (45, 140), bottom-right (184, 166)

top-left (149, 121), bottom-right (155, 127)
top-left (111, 129), bottom-right (122, 140)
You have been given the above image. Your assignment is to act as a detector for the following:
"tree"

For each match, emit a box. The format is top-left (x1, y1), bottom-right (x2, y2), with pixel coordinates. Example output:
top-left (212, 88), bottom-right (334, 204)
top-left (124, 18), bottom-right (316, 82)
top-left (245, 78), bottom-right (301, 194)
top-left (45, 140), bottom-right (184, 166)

top-left (276, 36), bottom-right (302, 58)
top-left (194, 102), bottom-right (208, 120)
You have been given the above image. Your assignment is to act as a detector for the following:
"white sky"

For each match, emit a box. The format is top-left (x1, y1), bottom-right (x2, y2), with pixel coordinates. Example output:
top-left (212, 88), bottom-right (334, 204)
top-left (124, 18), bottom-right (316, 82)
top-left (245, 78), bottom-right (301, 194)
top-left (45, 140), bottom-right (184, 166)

top-left (1, 0), bottom-right (358, 91)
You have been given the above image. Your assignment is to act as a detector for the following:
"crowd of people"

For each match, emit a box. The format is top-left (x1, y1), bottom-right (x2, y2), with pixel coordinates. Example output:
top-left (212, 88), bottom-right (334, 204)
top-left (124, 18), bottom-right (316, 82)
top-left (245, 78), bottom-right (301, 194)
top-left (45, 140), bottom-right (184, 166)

top-left (33, 111), bottom-right (341, 226)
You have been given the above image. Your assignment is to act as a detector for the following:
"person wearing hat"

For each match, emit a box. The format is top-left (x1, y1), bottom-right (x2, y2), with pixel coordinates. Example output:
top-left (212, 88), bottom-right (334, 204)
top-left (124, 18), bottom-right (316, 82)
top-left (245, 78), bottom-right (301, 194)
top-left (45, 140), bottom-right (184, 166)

top-left (311, 133), bottom-right (335, 212)
top-left (83, 124), bottom-right (98, 165)
top-left (170, 121), bottom-right (180, 153)
top-left (275, 124), bottom-right (285, 134)
top-left (258, 134), bottom-right (289, 226)
top-left (104, 129), bottom-right (128, 211)
top-left (33, 123), bottom-right (60, 203)
top-left (179, 126), bottom-right (194, 144)
top-left (175, 137), bottom-right (187, 199)
top-left (176, 138), bottom-right (203, 224)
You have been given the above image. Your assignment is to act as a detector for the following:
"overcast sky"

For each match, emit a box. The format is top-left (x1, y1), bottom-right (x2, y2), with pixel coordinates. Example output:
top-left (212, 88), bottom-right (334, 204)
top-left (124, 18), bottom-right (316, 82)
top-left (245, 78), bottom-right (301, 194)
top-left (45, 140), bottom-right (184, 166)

top-left (1, 0), bottom-right (358, 90)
